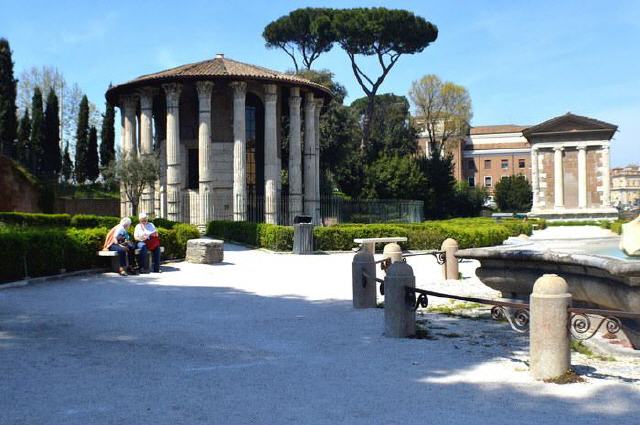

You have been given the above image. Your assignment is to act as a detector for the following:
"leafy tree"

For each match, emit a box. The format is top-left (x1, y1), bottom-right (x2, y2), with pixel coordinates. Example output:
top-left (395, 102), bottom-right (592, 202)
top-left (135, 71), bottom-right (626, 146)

top-left (350, 94), bottom-right (417, 162)
top-left (104, 153), bottom-right (160, 215)
top-left (61, 142), bottom-right (73, 183)
top-left (494, 175), bottom-right (532, 212)
top-left (100, 102), bottom-right (115, 169)
top-left (363, 155), bottom-right (426, 200)
top-left (263, 8), bottom-right (335, 71)
top-left (0, 38), bottom-right (17, 158)
top-left (74, 95), bottom-right (90, 183)
top-left (452, 181), bottom-right (486, 217)
top-left (419, 152), bottom-right (456, 219)
top-left (42, 88), bottom-right (61, 181)
top-left (333, 8), bottom-right (437, 146)
top-left (29, 87), bottom-right (45, 177)
top-left (409, 74), bottom-right (472, 155)
top-left (86, 126), bottom-right (99, 182)
top-left (16, 109), bottom-right (30, 166)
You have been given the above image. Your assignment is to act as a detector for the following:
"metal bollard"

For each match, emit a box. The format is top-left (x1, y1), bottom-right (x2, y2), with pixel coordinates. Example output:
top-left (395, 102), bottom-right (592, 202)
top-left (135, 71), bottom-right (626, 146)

top-left (351, 250), bottom-right (377, 309)
top-left (441, 238), bottom-right (459, 280)
top-left (384, 261), bottom-right (416, 338)
top-left (530, 274), bottom-right (572, 380)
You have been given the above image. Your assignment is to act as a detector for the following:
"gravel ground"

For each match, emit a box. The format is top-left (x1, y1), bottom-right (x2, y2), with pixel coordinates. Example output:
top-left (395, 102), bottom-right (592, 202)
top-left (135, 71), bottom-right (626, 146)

top-left (1, 241), bottom-right (639, 425)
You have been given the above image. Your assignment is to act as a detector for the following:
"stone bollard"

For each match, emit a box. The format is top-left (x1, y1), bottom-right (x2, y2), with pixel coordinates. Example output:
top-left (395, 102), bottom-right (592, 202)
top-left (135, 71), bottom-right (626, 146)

top-left (384, 261), bottom-right (416, 338)
top-left (382, 242), bottom-right (403, 264)
top-left (441, 238), bottom-right (459, 280)
top-left (530, 274), bottom-right (572, 381)
top-left (352, 250), bottom-right (377, 309)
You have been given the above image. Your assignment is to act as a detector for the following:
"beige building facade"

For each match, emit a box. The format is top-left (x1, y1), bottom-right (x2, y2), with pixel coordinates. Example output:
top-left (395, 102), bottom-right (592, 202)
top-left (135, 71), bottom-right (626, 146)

top-left (611, 165), bottom-right (640, 208)
top-left (106, 54), bottom-right (330, 226)
top-left (419, 113), bottom-right (618, 219)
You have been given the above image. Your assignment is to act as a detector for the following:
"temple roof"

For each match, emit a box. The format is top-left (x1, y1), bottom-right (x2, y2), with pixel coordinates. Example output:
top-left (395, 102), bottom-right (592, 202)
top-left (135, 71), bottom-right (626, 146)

top-left (106, 54), bottom-right (332, 103)
top-left (523, 112), bottom-right (617, 137)
top-left (470, 125), bottom-right (529, 135)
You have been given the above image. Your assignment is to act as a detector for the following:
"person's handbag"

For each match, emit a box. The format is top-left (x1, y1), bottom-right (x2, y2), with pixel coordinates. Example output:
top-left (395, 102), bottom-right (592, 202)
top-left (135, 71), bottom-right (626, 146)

top-left (145, 235), bottom-right (160, 251)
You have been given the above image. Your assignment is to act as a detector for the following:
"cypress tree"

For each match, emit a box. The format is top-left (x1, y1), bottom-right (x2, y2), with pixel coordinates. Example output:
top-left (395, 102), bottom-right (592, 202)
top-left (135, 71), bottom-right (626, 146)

top-left (61, 142), bottom-right (73, 183)
top-left (100, 102), bottom-right (115, 170)
top-left (86, 126), bottom-right (99, 182)
top-left (16, 109), bottom-right (30, 166)
top-left (29, 87), bottom-right (45, 177)
top-left (0, 38), bottom-right (18, 158)
top-left (43, 88), bottom-right (61, 181)
top-left (74, 95), bottom-right (89, 183)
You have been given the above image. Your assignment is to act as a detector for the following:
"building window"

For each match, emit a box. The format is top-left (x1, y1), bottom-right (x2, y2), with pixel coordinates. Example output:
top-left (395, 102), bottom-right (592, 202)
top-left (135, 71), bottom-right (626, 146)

top-left (468, 176), bottom-right (475, 187)
top-left (484, 159), bottom-right (491, 169)
top-left (501, 159), bottom-right (508, 169)
top-left (484, 176), bottom-right (492, 187)
top-left (188, 148), bottom-right (199, 190)
top-left (518, 158), bottom-right (526, 168)
top-left (467, 160), bottom-right (475, 170)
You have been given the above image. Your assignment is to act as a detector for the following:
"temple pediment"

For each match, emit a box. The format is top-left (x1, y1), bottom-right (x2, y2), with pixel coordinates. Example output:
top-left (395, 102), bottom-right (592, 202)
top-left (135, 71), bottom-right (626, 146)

top-left (523, 113), bottom-right (617, 139)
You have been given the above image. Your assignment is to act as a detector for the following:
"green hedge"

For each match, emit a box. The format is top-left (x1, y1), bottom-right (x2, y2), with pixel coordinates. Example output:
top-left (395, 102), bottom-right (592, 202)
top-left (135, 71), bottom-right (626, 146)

top-left (207, 218), bottom-right (534, 252)
top-left (70, 214), bottom-right (119, 228)
top-left (0, 223), bottom-right (200, 283)
top-left (206, 221), bottom-right (294, 251)
top-left (0, 212), bottom-right (71, 227)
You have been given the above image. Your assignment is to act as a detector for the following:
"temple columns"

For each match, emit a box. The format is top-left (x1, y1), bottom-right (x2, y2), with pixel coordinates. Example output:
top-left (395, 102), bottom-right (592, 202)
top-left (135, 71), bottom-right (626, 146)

top-left (122, 95), bottom-right (138, 158)
top-left (139, 89), bottom-right (155, 215)
top-left (163, 83), bottom-right (182, 222)
top-left (313, 98), bottom-right (323, 224)
top-left (231, 82), bottom-right (247, 221)
top-left (303, 93), bottom-right (317, 222)
top-left (264, 84), bottom-right (279, 225)
top-left (602, 145), bottom-right (611, 207)
top-left (531, 147), bottom-right (539, 211)
top-left (288, 87), bottom-right (303, 223)
top-left (553, 146), bottom-right (564, 208)
top-left (197, 81), bottom-right (215, 228)
top-left (577, 145), bottom-right (587, 209)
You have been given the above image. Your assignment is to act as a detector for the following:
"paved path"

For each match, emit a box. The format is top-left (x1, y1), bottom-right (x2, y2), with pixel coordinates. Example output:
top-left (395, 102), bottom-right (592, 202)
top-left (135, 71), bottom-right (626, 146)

top-left (1, 244), bottom-right (638, 424)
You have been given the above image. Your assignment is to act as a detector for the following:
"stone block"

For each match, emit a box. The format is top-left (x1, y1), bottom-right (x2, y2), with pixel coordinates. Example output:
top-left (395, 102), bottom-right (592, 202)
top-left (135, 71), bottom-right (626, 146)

top-left (186, 238), bottom-right (224, 264)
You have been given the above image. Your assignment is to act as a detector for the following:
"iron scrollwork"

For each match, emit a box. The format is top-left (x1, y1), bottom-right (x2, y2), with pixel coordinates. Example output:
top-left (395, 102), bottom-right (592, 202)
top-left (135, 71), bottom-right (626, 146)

top-left (491, 306), bottom-right (530, 333)
top-left (435, 252), bottom-right (446, 265)
top-left (569, 313), bottom-right (622, 341)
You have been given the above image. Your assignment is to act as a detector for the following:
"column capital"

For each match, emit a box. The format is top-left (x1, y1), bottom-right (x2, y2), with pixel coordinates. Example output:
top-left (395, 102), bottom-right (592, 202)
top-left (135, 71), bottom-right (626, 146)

top-left (196, 81), bottom-right (215, 99)
top-left (230, 81), bottom-right (247, 98)
top-left (601, 144), bottom-right (610, 152)
top-left (553, 146), bottom-right (564, 152)
top-left (304, 92), bottom-right (315, 111)
top-left (138, 87), bottom-right (157, 110)
top-left (162, 83), bottom-right (182, 107)
top-left (264, 84), bottom-right (277, 103)
top-left (289, 95), bottom-right (302, 109)
top-left (313, 98), bottom-right (324, 108)
top-left (290, 86), bottom-right (300, 98)
top-left (120, 94), bottom-right (138, 112)
top-left (577, 145), bottom-right (587, 151)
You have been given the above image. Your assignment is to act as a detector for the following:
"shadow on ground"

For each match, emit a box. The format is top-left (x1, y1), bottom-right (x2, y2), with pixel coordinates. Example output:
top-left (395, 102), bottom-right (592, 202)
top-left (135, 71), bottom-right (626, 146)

top-left (0, 273), bottom-right (638, 425)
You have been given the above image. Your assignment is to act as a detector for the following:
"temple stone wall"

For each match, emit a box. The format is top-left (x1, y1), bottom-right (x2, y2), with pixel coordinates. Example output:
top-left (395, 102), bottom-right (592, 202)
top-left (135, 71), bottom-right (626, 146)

top-left (563, 149), bottom-right (578, 209)
top-left (587, 148), bottom-right (602, 207)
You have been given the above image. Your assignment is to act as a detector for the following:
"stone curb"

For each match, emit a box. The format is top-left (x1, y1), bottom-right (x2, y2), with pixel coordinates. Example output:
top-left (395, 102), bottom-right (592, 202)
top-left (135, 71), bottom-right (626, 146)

top-left (0, 268), bottom-right (106, 290)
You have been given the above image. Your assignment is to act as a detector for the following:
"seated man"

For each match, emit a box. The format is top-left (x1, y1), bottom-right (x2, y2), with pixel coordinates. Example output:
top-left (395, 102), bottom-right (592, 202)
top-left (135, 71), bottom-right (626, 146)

top-left (134, 212), bottom-right (161, 273)
top-left (102, 217), bottom-right (137, 276)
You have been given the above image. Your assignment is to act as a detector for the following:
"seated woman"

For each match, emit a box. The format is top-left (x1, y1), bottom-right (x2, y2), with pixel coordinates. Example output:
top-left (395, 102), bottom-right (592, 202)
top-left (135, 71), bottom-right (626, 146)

top-left (102, 217), bottom-right (137, 276)
top-left (134, 212), bottom-right (161, 273)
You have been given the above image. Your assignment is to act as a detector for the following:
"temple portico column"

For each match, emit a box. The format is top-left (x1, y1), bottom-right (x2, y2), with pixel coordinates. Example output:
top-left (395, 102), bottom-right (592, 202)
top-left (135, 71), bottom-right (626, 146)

top-left (231, 81), bottom-right (247, 221)
top-left (553, 146), bottom-right (564, 208)
top-left (163, 83), bottom-right (183, 222)
top-left (122, 95), bottom-right (138, 158)
top-left (118, 102), bottom-right (126, 216)
top-left (531, 147), bottom-right (539, 211)
top-left (196, 81), bottom-right (215, 228)
top-left (602, 145), bottom-right (611, 207)
top-left (264, 84), bottom-right (279, 225)
top-left (577, 145), bottom-right (587, 209)
top-left (303, 92), bottom-right (317, 222)
top-left (139, 89), bottom-right (155, 215)
top-left (288, 87), bottom-right (303, 223)
top-left (313, 98), bottom-right (323, 225)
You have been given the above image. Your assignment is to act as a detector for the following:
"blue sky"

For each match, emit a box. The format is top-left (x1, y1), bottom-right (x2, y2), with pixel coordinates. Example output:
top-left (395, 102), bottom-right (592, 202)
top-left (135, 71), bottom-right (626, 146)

top-left (2, 0), bottom-right (639, 166)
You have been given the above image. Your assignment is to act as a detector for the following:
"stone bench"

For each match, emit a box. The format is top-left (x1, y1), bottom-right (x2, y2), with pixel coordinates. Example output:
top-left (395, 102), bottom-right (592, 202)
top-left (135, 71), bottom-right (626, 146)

top-left (353, 237), bottom-right (408, 254)
top-left (186, 238), bottom-right (224, 264)
top-left (98, 247), bottom-right (164, 272)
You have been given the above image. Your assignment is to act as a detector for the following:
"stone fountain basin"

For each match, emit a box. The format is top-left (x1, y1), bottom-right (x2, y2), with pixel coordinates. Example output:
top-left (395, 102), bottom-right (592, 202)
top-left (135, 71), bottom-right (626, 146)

top-left (456, 239), bottom-right (640, 348)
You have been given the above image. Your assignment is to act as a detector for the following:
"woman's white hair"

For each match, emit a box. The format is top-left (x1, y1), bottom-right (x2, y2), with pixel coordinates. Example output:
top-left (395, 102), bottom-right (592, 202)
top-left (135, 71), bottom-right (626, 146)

top-left (120, 217), bottom-right (132, 227)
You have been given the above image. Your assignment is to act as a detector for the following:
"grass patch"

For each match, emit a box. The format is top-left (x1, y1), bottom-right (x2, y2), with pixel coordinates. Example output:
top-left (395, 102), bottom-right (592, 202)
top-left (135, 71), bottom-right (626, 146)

top-left (543, 369), bottom-right (585, 384)
top-left (571, 340), bottom-right (616, 361)
top-left (426, 301), bottom-right (485, 314)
